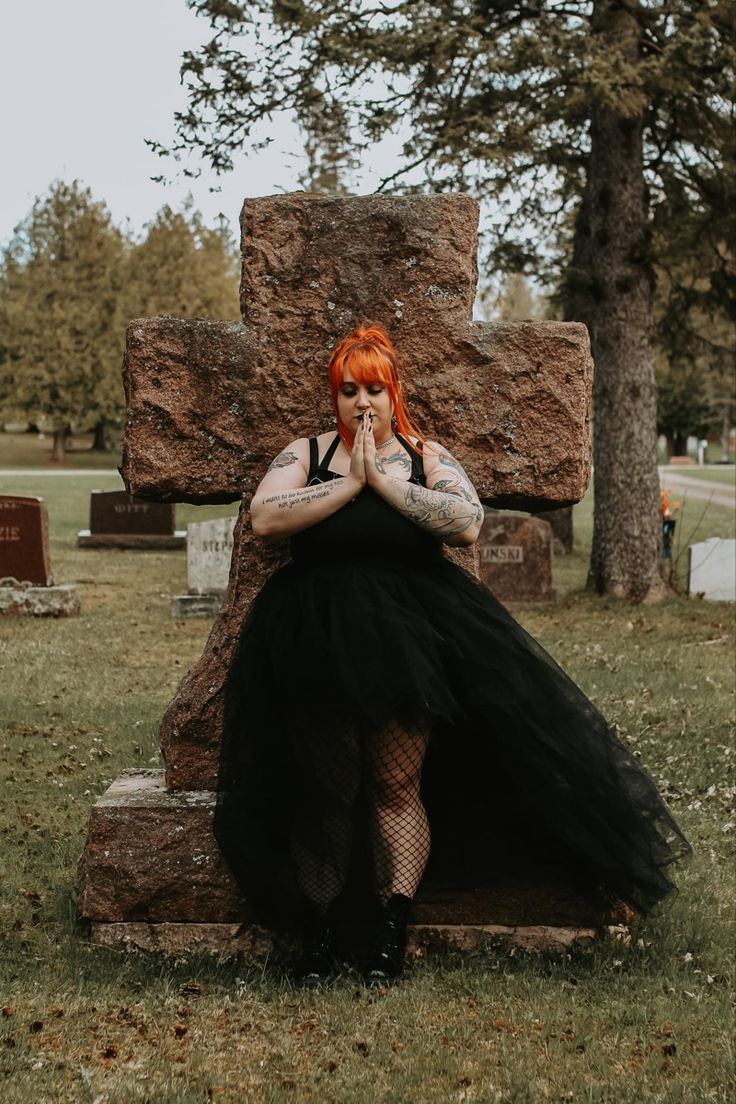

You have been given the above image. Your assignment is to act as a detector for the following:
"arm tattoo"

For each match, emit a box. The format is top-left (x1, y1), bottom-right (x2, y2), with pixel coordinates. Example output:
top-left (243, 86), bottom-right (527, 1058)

top-left (428, 451), bottom-right (479, 506)
top-left (267, 449), bottom-right (299, 471)
top-left (261, 483), bottom-right (342, 510)
top-left (402, 483), bottom-right (483, 537)
top-left (375, 446), bottom-right (483, 539)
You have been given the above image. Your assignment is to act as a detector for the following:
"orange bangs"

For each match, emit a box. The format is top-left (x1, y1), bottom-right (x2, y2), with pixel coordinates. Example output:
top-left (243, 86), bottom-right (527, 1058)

top-left (327, 322), bottom-right (428, 450)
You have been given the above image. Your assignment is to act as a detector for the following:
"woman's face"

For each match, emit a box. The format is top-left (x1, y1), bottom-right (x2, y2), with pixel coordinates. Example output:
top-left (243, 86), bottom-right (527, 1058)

top-left (336, 367), bottom-right (394, 440)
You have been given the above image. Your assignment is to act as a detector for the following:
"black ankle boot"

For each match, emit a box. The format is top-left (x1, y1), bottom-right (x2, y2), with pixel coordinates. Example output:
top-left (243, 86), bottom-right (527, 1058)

top-left (293, 909), bottom-right (335, 988)
top-left (362, 893), bottom-right (413, 987)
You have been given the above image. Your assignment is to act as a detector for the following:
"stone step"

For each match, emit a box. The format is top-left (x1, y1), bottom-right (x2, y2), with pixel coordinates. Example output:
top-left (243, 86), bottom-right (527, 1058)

top-left (78, 769), bottom-right (632, 932)
top-left (88, 920), bottom-right (604, 959)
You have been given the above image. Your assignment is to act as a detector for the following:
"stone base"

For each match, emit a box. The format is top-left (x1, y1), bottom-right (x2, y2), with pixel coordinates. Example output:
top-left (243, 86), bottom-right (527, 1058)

top-left (77, 529), bottom-right (186, 550)
top-left (0, 583), bottom-right (80, 617)
top-left (88, 920), bottom-right (602, 961)
top-left (78, 770), bottom-right (635, 931)
top-left (171, 593), bottom-right (224, 619)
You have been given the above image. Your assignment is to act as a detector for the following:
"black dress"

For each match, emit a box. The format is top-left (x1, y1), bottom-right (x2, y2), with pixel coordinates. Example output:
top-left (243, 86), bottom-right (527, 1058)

top-left (214, 432), bottom-right (691, 932)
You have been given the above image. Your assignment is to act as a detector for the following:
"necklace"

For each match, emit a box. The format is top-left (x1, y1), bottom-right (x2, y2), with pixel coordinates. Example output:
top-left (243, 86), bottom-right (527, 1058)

top-left (376, 433), bottom-right (397, 450)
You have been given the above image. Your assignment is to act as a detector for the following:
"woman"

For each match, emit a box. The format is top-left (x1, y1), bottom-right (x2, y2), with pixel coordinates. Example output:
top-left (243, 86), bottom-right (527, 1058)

top-left (215, 322), bottom-right (691, 989)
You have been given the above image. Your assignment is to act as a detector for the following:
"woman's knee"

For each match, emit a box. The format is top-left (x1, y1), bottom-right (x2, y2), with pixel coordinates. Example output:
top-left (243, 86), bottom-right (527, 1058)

top-left (368, 725), bottom-right (427, 805)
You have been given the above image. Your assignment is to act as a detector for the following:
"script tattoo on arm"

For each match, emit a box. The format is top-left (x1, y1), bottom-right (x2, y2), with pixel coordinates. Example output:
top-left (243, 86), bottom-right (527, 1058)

top-left (261, 483), bottom-right (343, 510)
top-left (267, 449), bottom-right (300, 471)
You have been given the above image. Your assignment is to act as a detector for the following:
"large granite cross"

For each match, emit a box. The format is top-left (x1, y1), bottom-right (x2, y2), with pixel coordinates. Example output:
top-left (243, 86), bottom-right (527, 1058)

top-left (79, 194), bottom-right (608, 950)
top-left (122, 193), bottom-right (592, 791)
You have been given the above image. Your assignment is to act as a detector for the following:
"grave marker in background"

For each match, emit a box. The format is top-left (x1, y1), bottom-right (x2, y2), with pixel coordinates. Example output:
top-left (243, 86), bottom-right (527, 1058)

top-left (78, 490), bottom-right (185, 549)
top-left (172, 517), bottom-right (236, 619)
top-left (0, 495), bottom-right (52, 585)
top-left (478, 511), bottom-right (556, 601)
top-left (688, 538), bottom-right (736, 601)
top-left (0, 495), bottom-right (79, 616)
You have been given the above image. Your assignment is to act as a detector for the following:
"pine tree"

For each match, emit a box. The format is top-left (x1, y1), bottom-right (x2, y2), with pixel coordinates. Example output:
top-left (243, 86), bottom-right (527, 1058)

top-left (123, 202), bottom-right (240, 324)
top-left (494, 274), bottom-right (539, 321)
top-left (0, 180), bottom-right (126, 461)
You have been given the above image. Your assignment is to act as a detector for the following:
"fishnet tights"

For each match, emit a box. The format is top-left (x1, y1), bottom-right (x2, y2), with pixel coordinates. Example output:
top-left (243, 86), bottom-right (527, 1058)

top-left (368, 722), bottom-right (430, 904)
top-left (291, 721), bottom-right (430, 911)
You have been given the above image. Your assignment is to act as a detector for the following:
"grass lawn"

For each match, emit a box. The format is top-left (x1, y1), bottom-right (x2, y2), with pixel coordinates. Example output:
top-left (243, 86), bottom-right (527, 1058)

top-left (661, 468), bottom-right (736, 488)
top-left (0, 431), bottom-right (120, 470)
top-left (0, 475), bottom-right (733, 1103)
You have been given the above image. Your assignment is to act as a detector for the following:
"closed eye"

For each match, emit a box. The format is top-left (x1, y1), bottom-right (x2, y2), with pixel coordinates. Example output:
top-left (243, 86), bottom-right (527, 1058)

top-left (340, 385), bottom-right (385, 395)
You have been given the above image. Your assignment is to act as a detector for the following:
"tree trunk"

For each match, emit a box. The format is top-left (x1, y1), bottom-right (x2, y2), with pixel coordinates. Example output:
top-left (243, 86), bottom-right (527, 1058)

top-left (672, 432), bottom-right (688, 457)
top-left (537, 505), bottom-right (574, 554)
top-left (721, 416), bottom-right (731, 462)
top-left (51, 427), bottom-right (68, 463)
top-left (566, 0), bottom-right (665, 602)
top-left (92, 420), bottom-right (115, 452)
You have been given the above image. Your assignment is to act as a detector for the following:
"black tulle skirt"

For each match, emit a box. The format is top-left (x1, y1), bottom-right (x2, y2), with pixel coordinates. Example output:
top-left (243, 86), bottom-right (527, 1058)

top-left (214, 508), bottom-right (691, 933)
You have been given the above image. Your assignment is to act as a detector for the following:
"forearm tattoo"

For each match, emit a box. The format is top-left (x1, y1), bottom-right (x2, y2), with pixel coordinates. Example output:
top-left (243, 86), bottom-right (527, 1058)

top-left (261, 483), bottom-right (342, 511)
top-left (267, 449), bottom-right (300, 471)
top-left (401, 483), bottom-right (483, 537)
top-left (377, 447), bottom-right (482, 538)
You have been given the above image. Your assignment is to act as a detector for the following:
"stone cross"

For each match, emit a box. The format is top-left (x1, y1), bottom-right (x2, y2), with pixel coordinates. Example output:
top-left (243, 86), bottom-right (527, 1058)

top-left (121, 193), bottom-right (592, 792)
top-left (78, 192), bottom-right (608, 947)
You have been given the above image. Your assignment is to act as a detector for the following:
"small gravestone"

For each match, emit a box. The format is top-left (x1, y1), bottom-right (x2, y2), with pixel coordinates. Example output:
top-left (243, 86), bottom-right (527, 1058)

top-left (688, 538), bottom-right (736, 601)
top-left (78, 490), bottom-right (185, 549)
top-left (172, 517), bottom-right (236, 619)
top-left (478, 511), bottom-right (556, 601)
top-left (0, 495), bottom-right (79, 616)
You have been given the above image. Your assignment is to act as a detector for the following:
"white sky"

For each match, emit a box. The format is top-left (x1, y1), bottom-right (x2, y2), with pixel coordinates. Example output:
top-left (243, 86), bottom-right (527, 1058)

top-left (0, 0), bottom-right (394, 246)
top-left (0, 0), bottom-right (508, 311)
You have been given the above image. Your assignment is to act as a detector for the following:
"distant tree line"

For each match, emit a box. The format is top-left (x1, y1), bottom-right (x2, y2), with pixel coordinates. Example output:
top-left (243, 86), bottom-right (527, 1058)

top-left (0, 180), bottom-right (240, 461)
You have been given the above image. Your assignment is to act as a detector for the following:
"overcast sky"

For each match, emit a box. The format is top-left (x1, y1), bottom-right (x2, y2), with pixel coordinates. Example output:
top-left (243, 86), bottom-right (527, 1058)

top-left (0, 0), bottom-right (394, 246)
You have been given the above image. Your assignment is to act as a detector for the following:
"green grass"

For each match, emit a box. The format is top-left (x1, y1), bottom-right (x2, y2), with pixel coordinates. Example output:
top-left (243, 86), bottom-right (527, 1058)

top-left (0, 476), bottom-right (734, 1103)
top-left (0, 431), bottom-right (121, 470)
top-left (662, 467), bottom-right (736, 488)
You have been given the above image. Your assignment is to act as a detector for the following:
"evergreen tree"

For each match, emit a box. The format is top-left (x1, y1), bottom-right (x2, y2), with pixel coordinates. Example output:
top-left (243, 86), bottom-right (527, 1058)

top-left (0, 180), bottom-right (126, 461)
top-left (656, 362), bottom-right (715, 457)
top-left (152, 0), bottom-right (733, 599)
top-left (123, 201), bottom-right (240, 323)
top-left (0, 189), bottom-right (242, 458)
top-left (494, 273), bottom-right (539, 321)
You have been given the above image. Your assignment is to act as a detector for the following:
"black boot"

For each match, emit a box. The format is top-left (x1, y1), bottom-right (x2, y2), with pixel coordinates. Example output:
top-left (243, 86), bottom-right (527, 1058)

top-left (292, 907), bottom-right (335, 989)
top-left (362, 893), bottom-right (413, 987)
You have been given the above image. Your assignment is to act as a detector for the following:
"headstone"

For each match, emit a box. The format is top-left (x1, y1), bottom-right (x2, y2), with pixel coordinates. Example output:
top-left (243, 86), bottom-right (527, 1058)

top-left (171, 517), bottom-right (236, 619)
top-left (79, 193), bottom-right (618, 951)
top-left (688, 538), bottom-right (736, 601)
top-left (0, 495), bottom-right (80, 617)
top-left (78, 490), bottom-right (186, 549)
top-left (478, 511), bottom-right (556, 601)
top-left (0, 495), bottom-right (51, 585)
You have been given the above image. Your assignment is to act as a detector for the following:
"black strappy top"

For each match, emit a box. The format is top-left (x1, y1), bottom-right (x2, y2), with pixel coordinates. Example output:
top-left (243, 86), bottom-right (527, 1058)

top-left (306, 432), bottom-right (426, 487)
top-left (290, 431), bottom-right (439, 563)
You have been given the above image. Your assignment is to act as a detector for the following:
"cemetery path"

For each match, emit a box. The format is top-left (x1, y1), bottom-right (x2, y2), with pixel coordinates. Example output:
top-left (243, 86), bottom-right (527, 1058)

top-left (0, 468), bottom-right (118, 477)
top-left (658, 469), bottom-right (735, 510)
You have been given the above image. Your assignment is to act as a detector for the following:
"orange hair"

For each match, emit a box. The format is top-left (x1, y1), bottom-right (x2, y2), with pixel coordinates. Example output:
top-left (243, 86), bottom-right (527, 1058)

top-left (327, 322), bottom-right (428, 452)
